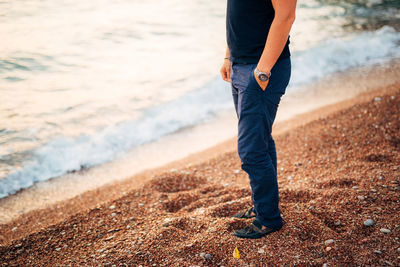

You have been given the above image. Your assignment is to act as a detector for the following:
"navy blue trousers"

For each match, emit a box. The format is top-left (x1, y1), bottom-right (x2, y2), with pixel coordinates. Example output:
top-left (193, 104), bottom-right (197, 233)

top-left (231, 57), bottom-right (291, 230)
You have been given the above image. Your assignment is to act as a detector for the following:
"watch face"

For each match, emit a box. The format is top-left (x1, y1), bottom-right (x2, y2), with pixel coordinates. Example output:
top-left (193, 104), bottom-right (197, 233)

top-left (259, 73), bottom-right (268, 81)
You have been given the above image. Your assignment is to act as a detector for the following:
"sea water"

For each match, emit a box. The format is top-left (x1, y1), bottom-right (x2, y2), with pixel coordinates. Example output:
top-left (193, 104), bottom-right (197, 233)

top-left (1, 0), bottom-right (400, 199)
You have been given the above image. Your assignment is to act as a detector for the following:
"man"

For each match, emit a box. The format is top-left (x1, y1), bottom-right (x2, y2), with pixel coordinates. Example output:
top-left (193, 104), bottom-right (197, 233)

top-left (220, 0), bottom-right (296, 239)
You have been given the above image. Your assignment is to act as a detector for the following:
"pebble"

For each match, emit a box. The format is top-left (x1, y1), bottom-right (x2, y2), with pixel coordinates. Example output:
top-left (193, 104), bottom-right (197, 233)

top-left (111, 213), bottom-right (116, 217)
top-left (322, 264), bottom-right (328, 267)
top-left (199, 252), bottom-right (205, 258)
top-left (205, 254), bottom-right (212, 260)
top-left (109, 205), bottom-right (115, 210)
top-left (334, 220), bottom-right (341, 226)
top-left (105, 235), bottom-right (114, 241)
top-left (374, 97), bottom-right (382, 102)
top-left (352, 186), bottom-right (359, 190)
top-left (326, 247), bottom-right (332, 252)
top-left (11, 227), bottom-right (18, 232)
top-left (258, 248), bottom-right (265, 254)
top-left (234, 169), bottom-right (240, 174)
top-left (384, 261), bottom-right (393, 266)
top-left (370, 188), bottom-right (377, 193)
top-left (397, 247), bottom-right (400, 253)
top-left (55, 247), bottom-right (61, 251)
top-left (324, 239), bottom-right (334, 245)
top-left (380, 228), bottom-right (391, 234)
top-left (374, 250), bottom-right (382, 254)
top-left (138, 203), bottom-right (145, 207)
top-left (357, 196), bottom-right (365, 201)
top-left (363, 219), bottom-right (375, 227)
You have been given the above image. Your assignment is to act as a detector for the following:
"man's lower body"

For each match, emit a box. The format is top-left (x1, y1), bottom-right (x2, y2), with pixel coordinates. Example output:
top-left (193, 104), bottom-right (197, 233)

top-left (230, 57), bottom-right (291, 238)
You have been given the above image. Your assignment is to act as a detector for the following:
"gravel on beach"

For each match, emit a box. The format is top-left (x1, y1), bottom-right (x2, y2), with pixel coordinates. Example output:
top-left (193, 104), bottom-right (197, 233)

top-left (0, 86), bottom-right (399, 266)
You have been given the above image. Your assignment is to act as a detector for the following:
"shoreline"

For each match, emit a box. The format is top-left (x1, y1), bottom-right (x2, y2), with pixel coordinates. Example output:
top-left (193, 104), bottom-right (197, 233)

top-left (0, 78), bottom-right (399, 245)
top-left (0, 80), bottom-right (399, 265)
top-left (1, 59), bottom-right (400, 228)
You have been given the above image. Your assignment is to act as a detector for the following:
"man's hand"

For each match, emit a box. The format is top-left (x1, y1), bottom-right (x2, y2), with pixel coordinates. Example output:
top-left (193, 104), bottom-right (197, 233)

top-left (220, 59), bottom-right (231, 82)
top-left (254, 69), bottom-right (269, 91)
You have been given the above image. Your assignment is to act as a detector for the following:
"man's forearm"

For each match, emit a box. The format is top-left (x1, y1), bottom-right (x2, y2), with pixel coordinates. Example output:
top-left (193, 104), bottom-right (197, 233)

top-left (225, 46), bottom-right (230, 59)
top-left (257, 16), bottom-right (294, 73)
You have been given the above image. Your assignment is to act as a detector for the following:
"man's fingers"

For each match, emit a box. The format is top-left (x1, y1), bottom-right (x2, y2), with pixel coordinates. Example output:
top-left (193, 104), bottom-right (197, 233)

top-left (220, 63), bottom-right (232, 82)
top-left (220, 69), bottom-right (228, 81)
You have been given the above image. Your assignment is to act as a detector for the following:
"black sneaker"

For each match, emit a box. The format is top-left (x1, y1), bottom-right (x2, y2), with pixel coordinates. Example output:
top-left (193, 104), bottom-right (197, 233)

top-left (232, 206), bottom-right (256, 219)
top-left (233, 219), bottom-right (281, 239)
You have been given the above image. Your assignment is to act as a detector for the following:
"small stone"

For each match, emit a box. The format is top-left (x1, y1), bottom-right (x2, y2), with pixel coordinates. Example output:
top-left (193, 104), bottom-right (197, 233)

top-left (105, 235), bottom-right (114, 241)
top-left (199, 252), bottom-right (205, 258)
top-left (258, 248), bottom-right (265, 254)
top-left (205, 254), bottom-right (212, 260)
top-left (109, 205), bottom-right (115, 210)
top-left (322, 264), bottom-right (328, 267)
top-left (324, 239), bottom-right (334, 245)
top-left (371, 188), bottom-right (377, 192)
top-left (357, 196), bottom-right (365, 201)
top-left (234, 169), bottom-right (240, 174)
top-left (364, 219), bottom-right (375, 227)
top-left (308, 206), bottom-right (314, 210)
top-left (138, 203), bottom-right (145, 207)
top-left (352, 186), bottom-right (359, 190)
top-left (126, 225), bottom-right (131, 229)
top-left (374, 97), bottom-right (382, 102)
top-left (380, 228), bottom-right (391, 234)
top-left (326, 247), bottom-right (332, 252)
top-left (397, 247), bottom-right (400, 253)
top-left (55, 247), bottom-right (61, 251)
top-left (162, 222), bottom-right (169, 227)
top-left (111, 212), bottom-right (117, 217)
top-left (334, 220), bottom-right (341, 226)
top-left (61, 231), bottom-right (65, 235)
top-left (374, 250), bottom-right (382, 254)
top-left (11, 227), bottom-right (18, 232)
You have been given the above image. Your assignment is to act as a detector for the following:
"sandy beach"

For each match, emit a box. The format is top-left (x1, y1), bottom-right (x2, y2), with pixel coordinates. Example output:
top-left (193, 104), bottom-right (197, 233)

top-left (1, 81), bottom-right (399, 265)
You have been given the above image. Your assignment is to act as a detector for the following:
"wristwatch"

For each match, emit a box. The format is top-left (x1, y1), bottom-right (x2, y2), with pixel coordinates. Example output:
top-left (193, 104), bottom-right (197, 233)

top-left (255, 67), bottom-right (271, 82)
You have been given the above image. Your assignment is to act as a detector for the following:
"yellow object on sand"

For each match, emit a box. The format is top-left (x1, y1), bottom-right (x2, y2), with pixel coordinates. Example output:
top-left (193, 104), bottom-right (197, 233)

top-left (233, 246), bottom-right (240, 259)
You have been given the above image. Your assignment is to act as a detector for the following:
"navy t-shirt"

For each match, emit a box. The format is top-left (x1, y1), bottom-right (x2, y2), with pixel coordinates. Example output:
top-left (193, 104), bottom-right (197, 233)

top-left (226, 0), bottom-right (290, 63)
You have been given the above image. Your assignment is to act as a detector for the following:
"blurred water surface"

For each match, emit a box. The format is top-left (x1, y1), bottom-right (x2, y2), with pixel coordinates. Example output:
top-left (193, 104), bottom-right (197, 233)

top-left (1, 0), bottom-right (400, 198)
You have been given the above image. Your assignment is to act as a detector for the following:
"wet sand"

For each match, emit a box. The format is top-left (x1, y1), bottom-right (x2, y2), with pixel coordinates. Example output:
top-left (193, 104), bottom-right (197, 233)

top-left (0, 82), bottom-right (399, 266)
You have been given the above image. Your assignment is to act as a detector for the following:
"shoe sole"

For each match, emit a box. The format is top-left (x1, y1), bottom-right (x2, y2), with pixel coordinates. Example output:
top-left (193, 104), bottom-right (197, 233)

top-left (233, 228), bottom-right (277, 239)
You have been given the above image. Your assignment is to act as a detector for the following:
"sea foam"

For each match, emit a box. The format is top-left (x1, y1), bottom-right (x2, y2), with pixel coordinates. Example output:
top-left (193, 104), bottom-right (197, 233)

top-left (1, 26), bottom-right (400, 199)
